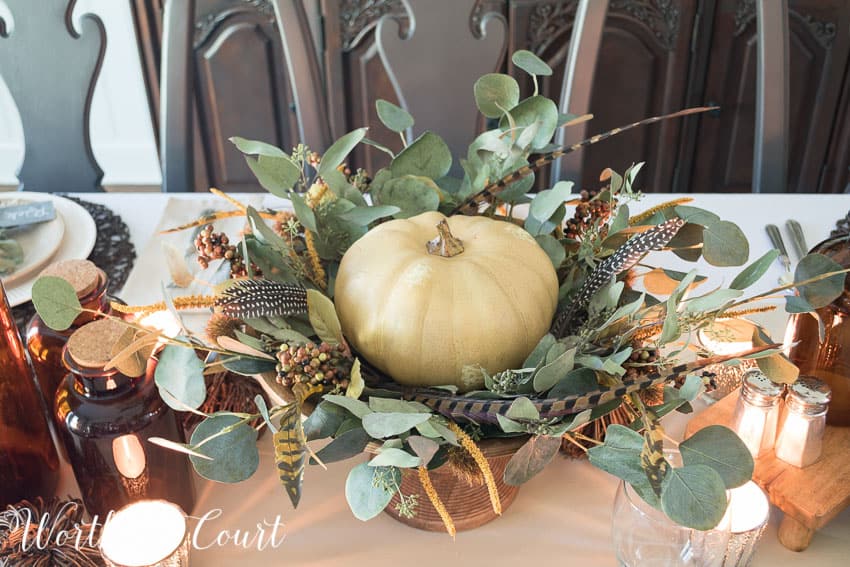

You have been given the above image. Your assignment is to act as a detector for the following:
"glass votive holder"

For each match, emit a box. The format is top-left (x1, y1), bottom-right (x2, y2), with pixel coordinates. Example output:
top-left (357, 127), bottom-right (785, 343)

top-left (722, 481), bottom-right (770, 567)
top-left (100, 500), bottom-right (190, 567)
top-left (730, 369), bottom-right (784, 458)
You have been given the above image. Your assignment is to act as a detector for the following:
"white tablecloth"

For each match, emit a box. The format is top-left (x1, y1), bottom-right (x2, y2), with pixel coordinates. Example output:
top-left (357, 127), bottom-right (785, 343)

top-left (60, 192), bottom-right (850, 566)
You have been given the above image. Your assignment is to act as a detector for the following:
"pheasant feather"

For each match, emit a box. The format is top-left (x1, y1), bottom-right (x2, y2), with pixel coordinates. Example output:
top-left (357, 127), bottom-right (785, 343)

top-left (214, 279), bottom-right (308, 319)
top-left (451, 107), bottom-right (716, 216)
top-left (551, 217), bottom-right (685, 337)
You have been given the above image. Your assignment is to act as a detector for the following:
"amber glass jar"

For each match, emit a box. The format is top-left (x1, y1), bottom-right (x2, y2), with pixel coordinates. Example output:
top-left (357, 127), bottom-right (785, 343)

top-left (0, 282), bottom-right (60, 507)
top-left (55, 318), bottom-right (195, 517)
top-left (786, 234), bottom-right (850, 426)
top-left (27, 259), bottom-right (123, 405)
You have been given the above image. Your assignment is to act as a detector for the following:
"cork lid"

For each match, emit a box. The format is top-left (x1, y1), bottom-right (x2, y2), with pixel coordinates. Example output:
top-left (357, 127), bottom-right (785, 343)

top-left (40, 259), bottom-right (100, 297)
top-left (67, 318), bottom-right (127, 368)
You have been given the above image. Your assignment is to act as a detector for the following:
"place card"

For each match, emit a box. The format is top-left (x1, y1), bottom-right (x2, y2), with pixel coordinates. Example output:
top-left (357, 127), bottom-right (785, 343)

top-left (0, 201), bottom-right (56, 228)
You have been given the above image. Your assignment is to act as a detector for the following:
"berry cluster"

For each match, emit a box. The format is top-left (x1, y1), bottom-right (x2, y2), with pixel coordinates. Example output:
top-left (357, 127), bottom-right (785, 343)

top-left (276, 341), bottom-right (353, 389)
top-left (564, 189), bottom-right (616, 240)
top-left (193, 224), bottom-right (261, 278)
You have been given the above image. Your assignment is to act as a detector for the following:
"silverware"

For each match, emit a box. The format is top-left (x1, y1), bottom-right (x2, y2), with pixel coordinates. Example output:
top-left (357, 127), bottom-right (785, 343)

top-left (786, 220), bottom-right (809, 260)
top-left (766, 224), bottom-right (791, 272)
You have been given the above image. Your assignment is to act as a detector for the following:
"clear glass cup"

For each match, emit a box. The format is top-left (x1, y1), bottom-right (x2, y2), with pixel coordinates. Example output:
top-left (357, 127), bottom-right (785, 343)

top-left (612, 481), bottom-right (731, 567)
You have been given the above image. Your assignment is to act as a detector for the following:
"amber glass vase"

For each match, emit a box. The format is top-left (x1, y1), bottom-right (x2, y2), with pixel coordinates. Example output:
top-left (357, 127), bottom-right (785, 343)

top-left (786, 234), bottom-right (850, 426)
top-left (0, 282), bottom-right (60, 507)
top-left (55, 319), bottom-right (196, 518)
top-left (27, 260), bottom-right (123, 407)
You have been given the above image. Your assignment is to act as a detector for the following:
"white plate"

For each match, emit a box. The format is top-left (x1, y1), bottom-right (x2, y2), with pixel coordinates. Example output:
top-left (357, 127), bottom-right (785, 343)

top-left (3, 193), bottom-right (97, 307)
top-left (0, 197), bottom-right (66, 287)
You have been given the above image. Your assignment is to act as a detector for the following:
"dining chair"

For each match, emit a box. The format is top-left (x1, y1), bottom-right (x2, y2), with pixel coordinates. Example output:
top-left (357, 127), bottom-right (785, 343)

top-left (157, 0), bottom-right (331, 193)
top-left (0, 0), bottom-right (106, 192)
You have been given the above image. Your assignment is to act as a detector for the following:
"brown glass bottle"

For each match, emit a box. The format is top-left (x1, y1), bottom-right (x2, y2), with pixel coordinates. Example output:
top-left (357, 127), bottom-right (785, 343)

top-left (27, 259), bottom-right (123, 405)
top-left (55, 319), bottom-right (196, 518)
top-left (786, 234), bottom-right (850, 425)
top-left (0, 281), bottom-right (60, 507)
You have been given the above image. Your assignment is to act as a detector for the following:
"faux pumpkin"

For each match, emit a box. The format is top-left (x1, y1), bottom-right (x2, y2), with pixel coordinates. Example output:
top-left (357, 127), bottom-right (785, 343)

top-left (334, 211), bottom-right (559, 391)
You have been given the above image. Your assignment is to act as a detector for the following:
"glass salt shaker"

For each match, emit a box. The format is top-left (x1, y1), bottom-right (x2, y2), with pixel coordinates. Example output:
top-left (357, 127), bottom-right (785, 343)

top-left (731, 369), bottom-right (784, 458)
top-left (775, 377), bottom-right (831, 468)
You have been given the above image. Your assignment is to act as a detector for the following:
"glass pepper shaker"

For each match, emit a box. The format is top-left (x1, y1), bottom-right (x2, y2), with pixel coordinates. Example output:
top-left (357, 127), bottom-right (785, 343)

top-left (0, 281), bottom-right (60, 507)
top-left (55, 318), bottom-right (195, 518)
top-left (27, 259), bottom-right (124, 406)
top-left (775, 376), bottom-right (831, 468)
top-left (730, 369), bottom-right (785, 458)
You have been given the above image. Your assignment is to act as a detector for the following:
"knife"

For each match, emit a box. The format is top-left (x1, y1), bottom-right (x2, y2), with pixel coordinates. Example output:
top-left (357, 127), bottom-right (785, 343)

top-left (766, 224), bottom-right (791, 273)
top-left (786, 220), bottom-right (809, 260)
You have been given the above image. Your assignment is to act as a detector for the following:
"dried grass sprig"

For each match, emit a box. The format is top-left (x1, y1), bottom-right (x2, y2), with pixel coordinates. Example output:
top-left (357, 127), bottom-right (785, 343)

top-left (110, 295), bottom-right (217, 316)
top-left (418, 466), bottom-right (456, 539)
top-left (304, 230), bottom-right (327, 290)
top-left (628, 198), bottom-right (694, 224)
top-left (446, 422), bottom-right (501, 516)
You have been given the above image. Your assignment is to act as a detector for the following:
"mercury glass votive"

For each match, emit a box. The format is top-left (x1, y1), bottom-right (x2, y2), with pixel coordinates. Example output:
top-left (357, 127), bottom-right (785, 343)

top-left (99, 500), bottom-right (190, 567)
top-left (722, 481), bottom-right (770, 567)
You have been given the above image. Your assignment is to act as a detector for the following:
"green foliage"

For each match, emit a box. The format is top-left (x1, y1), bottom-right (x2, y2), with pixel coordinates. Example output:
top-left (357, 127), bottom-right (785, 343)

top-left (791, 253), bottom-right (845, 311)
top-left (31, 276), bottom-right (82, 331)
top-left (376, 99), bottom-right (414, 133)
top-left (702, 220), bottom-right (749, 267)
top-left (190, 413), bottom-right (259, 483)
top-left (306, 289), bottom-right (343, 344)
top-left (499, 95), bottom-right (559, 150)
top-left (345, 463), bottom-right (399, 521)
top-left (679, 425), bottom-right (753, 489)
top-left (661, 465), bottom-right (727, 531)
top-left (504, 435), bottom-right (562, 485)
top-left (730, 249), bottom-right (779, 290)
top-left (512, 50), bottom-right (553, 76)
top-left (319, 128), bottom-right (368, 178)
top-left (154, 345), bottom-right (206, 411)
top-left (390, 132), bottom-right (452, 180)
top-left (473, 73), bottom-right (520, 118)
top-left (361, 412), bottom-right (432, 438)
top-left (374, 175), bottom-right (442, 218)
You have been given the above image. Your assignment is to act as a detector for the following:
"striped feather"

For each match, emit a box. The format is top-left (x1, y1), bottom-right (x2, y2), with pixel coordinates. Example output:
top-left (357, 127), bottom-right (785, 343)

top-left (274, 404), bottom-right (307, 508)
top-left (215, 279), bottom-right (308, 319)
top-left (450, 106), bottom-right (717, 216)
top-left (550, 218), bottom-right (685, 337)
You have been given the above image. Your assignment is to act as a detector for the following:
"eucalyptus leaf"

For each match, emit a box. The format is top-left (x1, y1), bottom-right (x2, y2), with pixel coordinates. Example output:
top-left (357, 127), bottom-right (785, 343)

top-left (369, 447), bottom-right (421, 468)
top-left (660, 464), bottom-right (728, 531)
top-left (339, 205), bottom-right (401, 226)
top-left (548, 368), bottom-right (599, 398)
top-left (221, 357), bottom-right (277, 376)
top-left (702, 221), bottom-right (749, 267)
top-left (535, 234), bottom-right (566, 269)
top-left (390, 131), bottom-right (452, 180)
top-left (674, 205), bottom-right (720, 227)
top-left (530, 181), bottom-right (574, 222)
top-left (229, 136), bottom-right (286, 157)
top-left (319, 128), bottom-right (368, 177)
top-left (680, 425), bottom-right (753, 489)
top-left (533, 347), bottom-right (576, 392)
top-left (609, 204), bottom-right (630, 235)
top-left (752, 327), bottom-right (799, 384)
top-left (506, 397), bottom-right (541, 421)
top-left (684, 288), bottom-right (743, 313)
top-left (31, 276), bottom-right (82, 331)
top-left (499, 95), bottom-right (559, 150)
top-left (368, 398), bottom-right (432, 414)
top-left (311, 427), bottom-right (371, 464)
top-left (376, 99), bottom-right (414, 132)
top-left (253, 394), bottom-right (277, 434)
top-left (289, 192), bottom-right (318, 233)
top-left (304, 401), bottom-right (348, 441)
top-left (795, 253), bottom-right (845, 309)
top-left (504, 435), bottom-right (562, 485)
top-left (524, 334), bottom-right (557, 368)
top-left (496, 414), bottom-right (528, 434)
top-left (245, 154), bottom-right (301, 197)
top-left (323, 394), bottom-right (373, 418)
top-left (189, 414), bottom-right (259, 483)
top-left (730, 249), bottom-right (780, 290)
top-left (524, 203), bottom-right (566, 236)
top-left (361, 412), bottom-right (432, 438)
top-left (375, 175), bottom-right (441, 218)
top-left (154, 345), bottom-right (206, 410)
top-left (345, 463), bottom-right (398, 521)
top-left (587, 425), bottom-right (649, 488)
top-left (306, 289), bottom-right (343, 344)
top-left (407, 436), bottom-right (439, 467)
top-left (512, 49), bottom-right (553, 76)
top-left (473, 73), bottom-right (520, 118)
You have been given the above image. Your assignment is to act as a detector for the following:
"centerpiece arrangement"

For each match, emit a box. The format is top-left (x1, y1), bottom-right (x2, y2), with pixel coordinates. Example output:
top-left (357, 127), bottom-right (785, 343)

top-left (33, 51), bottom-right (845, 537)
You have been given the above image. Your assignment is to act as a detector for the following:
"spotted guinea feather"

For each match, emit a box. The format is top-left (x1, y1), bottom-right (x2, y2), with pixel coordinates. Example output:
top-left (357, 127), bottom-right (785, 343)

top-left (551, 218), bottom-right (685, 337)
top-left (214, 279), bottom-right (308, 319)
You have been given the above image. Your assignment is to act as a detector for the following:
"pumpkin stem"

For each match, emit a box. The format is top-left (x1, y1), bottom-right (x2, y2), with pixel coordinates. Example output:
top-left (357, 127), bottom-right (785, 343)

top-left (426, 220), bottom-right (464, 258)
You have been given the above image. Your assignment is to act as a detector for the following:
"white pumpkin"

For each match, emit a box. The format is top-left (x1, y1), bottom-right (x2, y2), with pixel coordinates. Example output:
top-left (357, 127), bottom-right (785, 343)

top-left (334, 211), bottom-right (559, 391)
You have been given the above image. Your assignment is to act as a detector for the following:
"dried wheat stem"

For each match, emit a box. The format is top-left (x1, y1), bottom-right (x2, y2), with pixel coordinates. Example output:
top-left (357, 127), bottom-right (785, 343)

top-left (209, 187), bottom-right (249, 211)
top-left (304, 230), bottom-right (327, 290)
top-left (110, 295), bottom-right (217, 316)
top-left (628, 198), bottom-right (694, 224)
top-left (446, 422), bottom-right (501, 516)
top-left (418, 466), bottom-right (456, 539)
top-left (720, 305), bottom-right (777, 318)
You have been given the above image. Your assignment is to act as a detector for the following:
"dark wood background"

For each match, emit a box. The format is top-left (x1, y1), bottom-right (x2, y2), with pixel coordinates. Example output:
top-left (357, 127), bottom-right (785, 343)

top-left (131, 0), bottom-right (850, 194)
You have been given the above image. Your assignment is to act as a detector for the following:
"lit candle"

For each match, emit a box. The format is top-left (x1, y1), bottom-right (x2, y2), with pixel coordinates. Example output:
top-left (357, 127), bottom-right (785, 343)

top-left (100, 500), bottom-right (189, 567)
top-left (722, 481), bottom-right (770, 566)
